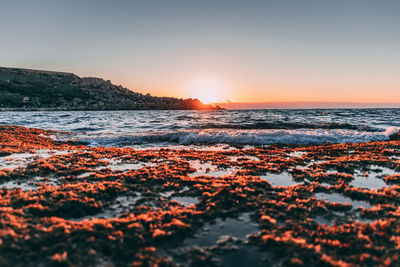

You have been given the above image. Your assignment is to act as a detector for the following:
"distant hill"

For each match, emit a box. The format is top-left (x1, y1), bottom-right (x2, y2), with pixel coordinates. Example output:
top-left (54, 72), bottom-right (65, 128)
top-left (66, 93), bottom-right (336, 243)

top-left (0, 67), bottom-right (222, 111)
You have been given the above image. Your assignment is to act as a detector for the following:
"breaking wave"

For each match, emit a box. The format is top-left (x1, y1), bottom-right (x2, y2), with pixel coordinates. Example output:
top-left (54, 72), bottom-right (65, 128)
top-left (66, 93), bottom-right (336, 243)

top-left (2, 109), bottom-right (399, 148)
top-left (77, 128), bottom-right (392, 147)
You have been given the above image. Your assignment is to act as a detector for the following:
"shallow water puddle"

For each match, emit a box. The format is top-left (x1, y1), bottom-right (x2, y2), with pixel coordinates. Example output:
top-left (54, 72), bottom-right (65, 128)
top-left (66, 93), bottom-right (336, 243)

top-left (314, 212), bottom-right (361, 226)
top-left (71, 195), bottom-right (141, 221)
top-left (314, 215), bottom-right (335, 226)
top-left (230, 156), bottom-right (260, 162)
top-left (171, 196), bottom-right (199, 207)
top-left (315, 192), bottom-right (371, 209)
top-left (108, 163), bottom-right (149, 171)
top-left (350, 171), bottom-right (388, 189)
top-left (260, 172), bottom-right (300, 187)
top-left (33, 176), bottom-right (61, 187)
top-left (160, 186), bottom-right (190, 198)
top-left (295, 160), bottom-right (327, 170)
top-left (159, 190), bottom-right (174, 198)
top-left (0, 152), bottom-right (40, 170)
top-left (0, 176), bottom-right (60, 190)
top-left (0, 180), bottom-right (38, 190)
top-left (369, 166), bottom-right (397, 175)
top-left (182, 213), bottom-right (259, 247)
top-left (77, 172), bottom-right (95, 178)
top-left (219, 242), bottom-right (270, 267)
top-left (97, 159), bottom-right (156, 171)
top-left (189, 160), bottom-right (237, 177)
top-left (0, 149), bottom-right (75, 170)
top-left (350, 166), bottom-right (396, 189)
top-left (288, 151), bottom-right (308, 158)
top-left (314, 211), bottom-right (377, 226)
top-left (112, 195), bottom-right (142, 213)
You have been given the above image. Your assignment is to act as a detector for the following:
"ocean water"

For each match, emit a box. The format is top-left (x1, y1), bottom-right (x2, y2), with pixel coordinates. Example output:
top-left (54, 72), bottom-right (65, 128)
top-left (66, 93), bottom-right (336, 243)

top-left (1, 109), bottom-right (399, 148)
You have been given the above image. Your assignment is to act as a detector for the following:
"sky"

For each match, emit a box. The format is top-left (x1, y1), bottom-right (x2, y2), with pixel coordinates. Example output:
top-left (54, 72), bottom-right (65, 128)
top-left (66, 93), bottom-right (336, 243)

top-left (1, 0), bottom-right (399, 106)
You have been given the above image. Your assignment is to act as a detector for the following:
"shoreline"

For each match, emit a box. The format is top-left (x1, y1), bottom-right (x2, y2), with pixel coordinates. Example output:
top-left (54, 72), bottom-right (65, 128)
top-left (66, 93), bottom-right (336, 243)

top-left (1, 125), bottom-right (400, 266)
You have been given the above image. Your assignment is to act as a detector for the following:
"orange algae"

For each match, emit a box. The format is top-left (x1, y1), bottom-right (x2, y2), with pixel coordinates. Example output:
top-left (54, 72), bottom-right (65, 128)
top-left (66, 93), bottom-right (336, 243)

top-left (0, 125), bottom-right (400, 266)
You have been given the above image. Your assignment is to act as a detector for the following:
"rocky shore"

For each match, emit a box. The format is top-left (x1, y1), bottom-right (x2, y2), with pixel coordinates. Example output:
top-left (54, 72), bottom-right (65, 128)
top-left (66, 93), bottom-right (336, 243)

top-left (0, 67), bottom-right (222, 111)
top-left (1, 125), bottom-right (400, 266)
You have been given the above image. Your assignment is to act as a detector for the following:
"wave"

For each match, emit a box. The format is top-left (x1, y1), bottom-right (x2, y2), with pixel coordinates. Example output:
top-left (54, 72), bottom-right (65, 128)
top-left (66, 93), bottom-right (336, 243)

top-left (195, 122), bottom-right (380, 131)
top-left (75, 128), bottom-right (392, 147)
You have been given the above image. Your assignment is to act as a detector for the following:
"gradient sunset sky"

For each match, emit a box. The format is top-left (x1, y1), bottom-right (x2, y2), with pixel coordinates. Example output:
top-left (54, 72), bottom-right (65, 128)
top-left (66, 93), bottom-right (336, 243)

top-left (1, 0), bottom-right (399, 105)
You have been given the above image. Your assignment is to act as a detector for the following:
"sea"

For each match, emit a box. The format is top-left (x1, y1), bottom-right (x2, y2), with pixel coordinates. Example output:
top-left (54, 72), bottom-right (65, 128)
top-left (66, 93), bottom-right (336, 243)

top-left (1, 109), bottom-right (399, 149)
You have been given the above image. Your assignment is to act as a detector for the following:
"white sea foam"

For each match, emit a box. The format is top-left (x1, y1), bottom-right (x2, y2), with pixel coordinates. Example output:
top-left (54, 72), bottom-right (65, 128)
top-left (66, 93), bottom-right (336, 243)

top-left (384, 126), bottom-right (399, 137)
top-left (168, 129), bottom-right (389, 145)
top-left (77, 128), bottom-right (390, 147)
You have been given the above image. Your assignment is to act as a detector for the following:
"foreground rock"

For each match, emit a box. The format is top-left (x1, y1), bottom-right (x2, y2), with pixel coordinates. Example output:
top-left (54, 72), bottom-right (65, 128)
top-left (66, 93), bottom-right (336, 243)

top-left (0, 125), bottom-right (400, 266)
top-left (0, 67), bottom-right (222, 111)
top-left (390, 131), bottom-right (400, 141)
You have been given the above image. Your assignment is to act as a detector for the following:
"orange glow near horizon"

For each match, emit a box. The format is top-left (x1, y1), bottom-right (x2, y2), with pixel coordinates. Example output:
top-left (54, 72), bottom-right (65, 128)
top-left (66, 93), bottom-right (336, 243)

top-left (121, 78), bottom-right (400, 106)
top-left (117, 72), bottom-right (400, 106)
top-left (184, 79), bottom-right (228, 104)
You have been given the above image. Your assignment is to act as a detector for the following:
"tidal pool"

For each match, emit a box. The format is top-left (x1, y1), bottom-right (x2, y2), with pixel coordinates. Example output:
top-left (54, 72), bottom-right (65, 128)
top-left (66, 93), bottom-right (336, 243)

top-left (189, 160), bottom-right (237, 177)
top-left (182, 213), bottom-right (259, 247)
top-left (171, 196), bottom-right (199, 207)
top-left (260, 172), bottom-right (300, 187)
top-left (315, 192), bottom-right (371, 209)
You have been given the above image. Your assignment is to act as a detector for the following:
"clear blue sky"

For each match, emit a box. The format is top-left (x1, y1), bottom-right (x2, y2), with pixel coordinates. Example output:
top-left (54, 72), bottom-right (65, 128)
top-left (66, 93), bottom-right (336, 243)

top-left (1, 0), bottom-right (399, 104)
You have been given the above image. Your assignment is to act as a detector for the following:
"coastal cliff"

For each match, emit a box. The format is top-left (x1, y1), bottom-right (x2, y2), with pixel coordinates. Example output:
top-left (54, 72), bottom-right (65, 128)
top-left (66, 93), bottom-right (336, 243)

top-left (0, 67), bottom-right (222, 111)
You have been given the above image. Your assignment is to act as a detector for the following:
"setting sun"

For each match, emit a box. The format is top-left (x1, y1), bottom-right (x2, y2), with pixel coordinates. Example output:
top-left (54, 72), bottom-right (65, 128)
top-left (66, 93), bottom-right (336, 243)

top-left (192, 88), bottom-right (221, 104)
top-left (185, 79), bottom-right (226, 104)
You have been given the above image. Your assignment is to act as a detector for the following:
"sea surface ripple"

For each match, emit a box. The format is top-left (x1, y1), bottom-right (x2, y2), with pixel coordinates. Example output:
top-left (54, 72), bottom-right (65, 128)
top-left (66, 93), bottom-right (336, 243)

top-left (1, 109), bottom-right (399, 148)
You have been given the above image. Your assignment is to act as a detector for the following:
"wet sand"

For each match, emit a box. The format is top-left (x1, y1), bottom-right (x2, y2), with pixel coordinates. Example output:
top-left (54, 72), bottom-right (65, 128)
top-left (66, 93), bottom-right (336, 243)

top-left (1, 125), bottom-right (400, 266)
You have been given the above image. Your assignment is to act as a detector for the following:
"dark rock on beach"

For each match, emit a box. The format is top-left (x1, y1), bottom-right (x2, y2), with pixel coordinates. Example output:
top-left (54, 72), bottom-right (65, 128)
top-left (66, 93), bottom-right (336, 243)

top-left (389, 131), bottom-right (400, 140)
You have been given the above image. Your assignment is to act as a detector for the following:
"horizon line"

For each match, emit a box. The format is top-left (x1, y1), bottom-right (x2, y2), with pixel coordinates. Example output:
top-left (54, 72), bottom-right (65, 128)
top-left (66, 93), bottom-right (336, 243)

top-left (214, 101), bottom-right (400, 109)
